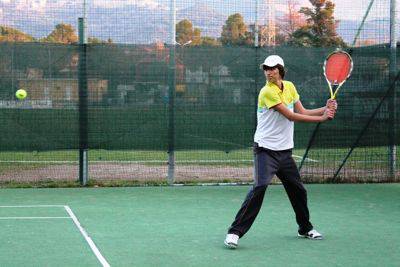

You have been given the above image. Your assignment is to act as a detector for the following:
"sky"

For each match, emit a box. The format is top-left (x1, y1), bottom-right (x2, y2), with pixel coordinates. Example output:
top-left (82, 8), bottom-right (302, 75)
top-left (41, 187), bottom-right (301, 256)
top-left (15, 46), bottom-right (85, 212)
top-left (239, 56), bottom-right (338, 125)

top-left (94, 0), bottom-right (163, 9)
top-left (0, 0), bottom-right (394, 44)
top-left (198, 0), bottom-right (392, 21)
top-left (0, 0), bottom-right (393, 23)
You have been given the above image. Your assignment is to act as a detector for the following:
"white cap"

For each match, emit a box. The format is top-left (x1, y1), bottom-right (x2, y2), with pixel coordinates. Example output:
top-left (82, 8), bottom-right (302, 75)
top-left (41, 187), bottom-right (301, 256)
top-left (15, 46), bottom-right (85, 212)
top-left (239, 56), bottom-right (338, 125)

top-left (260, 55), bottom-right (284, 69)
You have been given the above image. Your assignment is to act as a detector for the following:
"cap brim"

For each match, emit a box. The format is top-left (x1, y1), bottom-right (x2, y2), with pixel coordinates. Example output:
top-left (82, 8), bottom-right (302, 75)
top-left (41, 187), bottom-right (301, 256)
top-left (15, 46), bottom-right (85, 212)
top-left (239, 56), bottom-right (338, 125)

top-left (260, 63), bottom-right (280, 69)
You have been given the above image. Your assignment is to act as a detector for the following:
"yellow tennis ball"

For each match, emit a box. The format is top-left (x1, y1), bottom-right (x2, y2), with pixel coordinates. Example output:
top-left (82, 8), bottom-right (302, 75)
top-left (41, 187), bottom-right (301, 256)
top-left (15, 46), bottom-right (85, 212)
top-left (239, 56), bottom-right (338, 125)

top-left (16, 89), bottom-right (27, 100)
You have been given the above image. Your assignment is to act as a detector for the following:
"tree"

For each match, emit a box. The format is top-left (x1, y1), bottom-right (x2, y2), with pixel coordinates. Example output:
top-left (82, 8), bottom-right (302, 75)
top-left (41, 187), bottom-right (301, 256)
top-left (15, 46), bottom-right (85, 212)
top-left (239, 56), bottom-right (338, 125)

top-left (277, 0), bottom-right (306, 42)
top-left (0, 26), bottom-right (35, 42)
top-left (176, 19), bottom-right (201, 46)
top-left (176, 19), bottom-right (223, 47)
top-left (43, 23), bottom-right (78, 44)
top-left (288, 0), bottom-right (346, 47)
top-left (192, 28), bottom-right (201, 46)
top-left (88, 37), bottom-right (102, 44)
top-left (88, 37), bottom-right (114, 44)
top-left (200, 37), bottom-right (221, 46)
top-left (221, 13), bottom-right (252, 46)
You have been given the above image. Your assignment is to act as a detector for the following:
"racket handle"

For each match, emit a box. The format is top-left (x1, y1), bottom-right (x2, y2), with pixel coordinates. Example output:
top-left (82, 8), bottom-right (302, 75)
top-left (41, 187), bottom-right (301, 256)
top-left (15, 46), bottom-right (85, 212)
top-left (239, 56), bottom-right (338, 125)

top-left (328, 83), bottom-right (334, 99)
top-left (325, 102), bottom-right (335, 120)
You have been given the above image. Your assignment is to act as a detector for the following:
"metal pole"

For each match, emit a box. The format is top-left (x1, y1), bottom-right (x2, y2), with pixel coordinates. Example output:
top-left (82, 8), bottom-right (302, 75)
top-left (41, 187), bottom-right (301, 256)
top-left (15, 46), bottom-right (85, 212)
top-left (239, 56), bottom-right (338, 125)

top-left (352, 0), bottom-right (375, 47)
top-left (389, 0), bottom-right (397, 180)
top-left (83, 0), bottom-right (87, 20)
top-left (78, 17), bottom-right (88, 186)
top-left (254, 0), bottom-right (260, 134)
top-left (255, 0), bottom-right (259, 47)
top-left (48, 48), bottom-right (52, 79)
top-left (11, 44), bottom-right (14, 91)
top-left (167, 0), bottom-right (176, 185)
top-left (83, 0), bottom-right (88, 43)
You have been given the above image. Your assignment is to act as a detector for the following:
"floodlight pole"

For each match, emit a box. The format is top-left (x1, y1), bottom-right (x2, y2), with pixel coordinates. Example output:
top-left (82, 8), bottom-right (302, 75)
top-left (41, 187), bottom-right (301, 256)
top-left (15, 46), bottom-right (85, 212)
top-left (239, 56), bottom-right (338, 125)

top-left (167, 0), bottom-right (176, 185)
top-left (389, 0), bottom-right (397, 180)
top-left (78, 17), bottom-right (88, 186)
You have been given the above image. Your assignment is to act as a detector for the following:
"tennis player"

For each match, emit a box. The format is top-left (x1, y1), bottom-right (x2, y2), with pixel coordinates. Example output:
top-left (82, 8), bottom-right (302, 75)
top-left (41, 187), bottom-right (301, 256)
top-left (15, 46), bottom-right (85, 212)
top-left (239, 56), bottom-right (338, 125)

top-left (224, 55), bottom-right (337, 249)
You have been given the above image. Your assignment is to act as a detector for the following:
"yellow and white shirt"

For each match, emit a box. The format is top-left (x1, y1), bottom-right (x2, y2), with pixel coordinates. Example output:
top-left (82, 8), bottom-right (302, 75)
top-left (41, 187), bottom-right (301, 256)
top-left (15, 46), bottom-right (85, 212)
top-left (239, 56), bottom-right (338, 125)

top-left (254, 81), bottom-right (300, 151)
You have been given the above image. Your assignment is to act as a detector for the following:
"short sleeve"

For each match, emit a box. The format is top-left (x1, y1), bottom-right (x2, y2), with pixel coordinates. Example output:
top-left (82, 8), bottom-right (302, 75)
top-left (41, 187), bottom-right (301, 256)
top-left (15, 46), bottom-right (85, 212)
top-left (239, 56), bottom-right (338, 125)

top-left (291, 83), bottom-right (300, 103)
top-left (263, 88), bottom-right (282, 109)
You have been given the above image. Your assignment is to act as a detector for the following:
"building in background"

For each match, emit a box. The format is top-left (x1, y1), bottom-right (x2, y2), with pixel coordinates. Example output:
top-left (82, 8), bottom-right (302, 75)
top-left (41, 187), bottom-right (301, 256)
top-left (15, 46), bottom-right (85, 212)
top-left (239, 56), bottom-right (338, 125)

top-left (16, 78), bottom-right (108, 108)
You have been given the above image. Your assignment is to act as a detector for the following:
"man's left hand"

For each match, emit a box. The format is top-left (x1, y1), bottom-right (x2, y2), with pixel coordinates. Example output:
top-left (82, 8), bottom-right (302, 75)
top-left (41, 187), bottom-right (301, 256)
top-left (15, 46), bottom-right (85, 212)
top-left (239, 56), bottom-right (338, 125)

top-left (326, 99), bottom-right (338, 110)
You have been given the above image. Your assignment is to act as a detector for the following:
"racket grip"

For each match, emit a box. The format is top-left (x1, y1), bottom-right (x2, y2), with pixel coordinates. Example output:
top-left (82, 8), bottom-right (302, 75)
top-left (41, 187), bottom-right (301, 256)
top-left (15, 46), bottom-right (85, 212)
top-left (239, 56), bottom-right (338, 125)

top-left (328, 84), bottom-right (334, 99)
top-left (325, 105), bottom-right (335, 120)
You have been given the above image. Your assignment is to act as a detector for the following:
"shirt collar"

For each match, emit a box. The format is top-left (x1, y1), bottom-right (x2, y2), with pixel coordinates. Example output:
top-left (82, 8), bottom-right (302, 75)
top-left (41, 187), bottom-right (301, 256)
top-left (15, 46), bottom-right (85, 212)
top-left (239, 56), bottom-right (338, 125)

top-left (266, 81), bottom-right (285, 91)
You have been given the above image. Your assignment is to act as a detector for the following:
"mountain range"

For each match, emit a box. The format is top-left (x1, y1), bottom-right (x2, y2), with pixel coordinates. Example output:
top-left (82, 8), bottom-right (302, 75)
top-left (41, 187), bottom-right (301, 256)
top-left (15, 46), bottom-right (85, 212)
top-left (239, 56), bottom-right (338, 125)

top-left (0, 1), bottom-right (393, 44)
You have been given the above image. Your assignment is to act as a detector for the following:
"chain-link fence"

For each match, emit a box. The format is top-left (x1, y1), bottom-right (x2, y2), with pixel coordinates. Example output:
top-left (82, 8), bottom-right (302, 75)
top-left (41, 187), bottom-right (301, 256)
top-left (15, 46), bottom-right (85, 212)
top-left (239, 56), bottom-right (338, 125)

top-left (0, 0), bottom-right (398, 185)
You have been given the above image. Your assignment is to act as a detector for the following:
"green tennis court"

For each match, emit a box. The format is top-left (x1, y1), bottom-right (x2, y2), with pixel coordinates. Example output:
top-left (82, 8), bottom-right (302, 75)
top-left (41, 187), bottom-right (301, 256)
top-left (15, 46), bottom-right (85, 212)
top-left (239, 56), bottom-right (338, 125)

top-left (1, 0), bottom-right (399, 266)
top-left (1, 184), bottom-right (399, 267)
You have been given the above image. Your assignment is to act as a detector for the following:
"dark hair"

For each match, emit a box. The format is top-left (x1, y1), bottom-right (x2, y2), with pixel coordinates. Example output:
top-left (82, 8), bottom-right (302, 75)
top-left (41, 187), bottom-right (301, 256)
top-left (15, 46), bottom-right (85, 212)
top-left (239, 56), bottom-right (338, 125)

top-left (276, 64), bottom-right (285, 79)
top-left (263, 64), bottom-right (285, 79)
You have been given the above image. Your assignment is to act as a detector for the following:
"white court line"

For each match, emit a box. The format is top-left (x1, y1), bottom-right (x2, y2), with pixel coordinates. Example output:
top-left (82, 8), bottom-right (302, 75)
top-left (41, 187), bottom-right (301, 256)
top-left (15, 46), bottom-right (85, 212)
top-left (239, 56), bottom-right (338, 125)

top-left (64, 206), bottom-right (110, 267)
top-left (0, 217), bottom-right (70, 219)
top-left (0, 205), bottom-right (65, 208)
top-left (0, 205), bottom-right (110, 267)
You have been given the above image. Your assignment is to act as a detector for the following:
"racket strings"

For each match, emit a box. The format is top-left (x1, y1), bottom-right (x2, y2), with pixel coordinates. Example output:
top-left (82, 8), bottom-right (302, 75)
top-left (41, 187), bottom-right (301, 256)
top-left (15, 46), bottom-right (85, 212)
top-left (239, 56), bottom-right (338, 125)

top-left (325, 54), bottom-right (352, 84)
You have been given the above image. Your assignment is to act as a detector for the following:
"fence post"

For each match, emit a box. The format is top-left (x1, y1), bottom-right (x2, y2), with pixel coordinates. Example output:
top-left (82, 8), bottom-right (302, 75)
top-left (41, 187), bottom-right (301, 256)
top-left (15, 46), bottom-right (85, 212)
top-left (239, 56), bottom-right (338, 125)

top-left (167, 0), bottom-right (176, 185)
top-left (78, 17), bottom-right (88, 186)
top-left (389, 0), bottom-right (397, 180)
top-left (254, 0), bottom-right (260, 135)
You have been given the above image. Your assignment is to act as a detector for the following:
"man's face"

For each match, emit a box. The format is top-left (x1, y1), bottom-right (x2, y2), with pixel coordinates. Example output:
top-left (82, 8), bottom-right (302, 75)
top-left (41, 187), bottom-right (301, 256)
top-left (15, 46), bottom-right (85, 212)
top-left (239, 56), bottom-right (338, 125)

top-left (263, 65), bottom-right (281, 83)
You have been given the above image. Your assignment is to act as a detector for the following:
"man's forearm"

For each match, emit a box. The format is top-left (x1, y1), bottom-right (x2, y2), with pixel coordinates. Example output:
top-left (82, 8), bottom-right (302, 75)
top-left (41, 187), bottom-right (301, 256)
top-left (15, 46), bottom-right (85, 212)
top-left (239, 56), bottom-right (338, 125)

top-left (303, 107), bottom-right (325, 116)
top-left (286, 112), bottom-right (326, 123)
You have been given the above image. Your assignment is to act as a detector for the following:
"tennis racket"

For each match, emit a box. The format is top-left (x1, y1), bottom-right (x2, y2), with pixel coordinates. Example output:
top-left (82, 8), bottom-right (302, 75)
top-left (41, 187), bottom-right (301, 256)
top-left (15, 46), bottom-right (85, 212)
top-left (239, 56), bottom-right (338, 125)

top-left (323, 50), bottom-right (353, 99)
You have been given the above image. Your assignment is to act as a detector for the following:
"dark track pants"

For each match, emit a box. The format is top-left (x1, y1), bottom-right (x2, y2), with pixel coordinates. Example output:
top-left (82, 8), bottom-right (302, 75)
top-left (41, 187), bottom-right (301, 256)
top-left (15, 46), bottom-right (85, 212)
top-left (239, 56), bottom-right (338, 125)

top-left (228, 143), bottom-right (313, 238)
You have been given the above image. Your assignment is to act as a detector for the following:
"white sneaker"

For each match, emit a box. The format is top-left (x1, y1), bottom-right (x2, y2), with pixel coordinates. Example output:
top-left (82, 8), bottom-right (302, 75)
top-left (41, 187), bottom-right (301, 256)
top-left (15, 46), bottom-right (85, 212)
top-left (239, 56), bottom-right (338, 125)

top-left (224, 233), bottom-right (239, 249)
top-left (298, 229), bottom-right (323, 240)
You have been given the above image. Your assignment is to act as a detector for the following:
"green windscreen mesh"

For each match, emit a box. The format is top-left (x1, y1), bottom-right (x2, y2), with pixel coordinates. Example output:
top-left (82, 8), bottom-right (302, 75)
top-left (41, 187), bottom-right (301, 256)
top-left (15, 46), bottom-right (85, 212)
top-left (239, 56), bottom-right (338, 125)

top-left (0, 43), bottom-right (79, 151)
top-left (0, 0), bottom-right (398, 184)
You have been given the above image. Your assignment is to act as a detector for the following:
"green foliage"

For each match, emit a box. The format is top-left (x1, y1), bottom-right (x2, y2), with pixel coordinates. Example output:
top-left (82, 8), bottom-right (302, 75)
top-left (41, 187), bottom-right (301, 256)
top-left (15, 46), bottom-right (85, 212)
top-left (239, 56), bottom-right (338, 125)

top-left (42, 23), bottom-right (78, 44)
top-left (200, 36), bottom-right (221, 46)
top-left (88, 37), bottom-right (113, 44)
top-left (176, 19), bottom-right (220, 47)
top-left (0, 25), bottom-right (35, 42)
top-left (289, 28), bottom-right (317, 47)
top-left (221, 13), bottom-right (252, 46)
top-left (176, 19), bottom-right (202, 46)
top-left (192, 28), bottom-right (201, 46)
top-left (288, 0), bottom-right (346, 47)
top-left (88, 37), bottom-right (102, 44)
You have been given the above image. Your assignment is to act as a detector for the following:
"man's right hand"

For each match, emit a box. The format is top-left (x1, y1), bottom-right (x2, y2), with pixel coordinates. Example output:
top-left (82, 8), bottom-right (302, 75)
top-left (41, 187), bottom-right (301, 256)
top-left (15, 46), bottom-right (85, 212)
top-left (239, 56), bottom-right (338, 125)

top-left (322, 108), bottom-right (335, 121)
